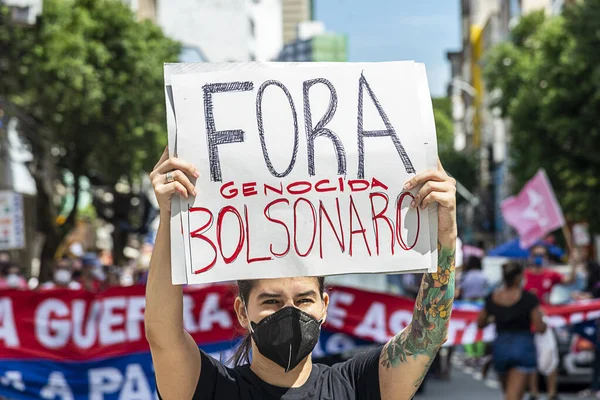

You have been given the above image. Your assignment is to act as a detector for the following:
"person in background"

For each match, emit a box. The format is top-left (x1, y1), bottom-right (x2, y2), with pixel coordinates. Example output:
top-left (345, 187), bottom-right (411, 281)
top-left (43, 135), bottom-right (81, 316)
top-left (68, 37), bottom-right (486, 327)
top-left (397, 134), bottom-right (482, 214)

top-left (0, 262), bottom-right (28, 290)
top-left (0, 251), bottom-right (10, 263)
top-left (460, 256), bottom-right (489, 366)
top-left (478, 262), bottom-right (547, 400)
top-left (0, 252), bottom-right (11, 281)
top-left (40, 258), bottom-right (82, 290)
top-left (572, 258), bottom-right (600, 399)
top-left (525, 245), bottom-right (577, 400)
top-left (79, 252), bottom-right (106, 292)
top-left (526, 245), bottom-right (576, 303)
top-left (132, 264), bottom-right (149, 285)
top-left (105, 265), bottom-right (122, 288)
top-left (460, 256), bottom-right (489, 300)
top-left (572, 248), bottom-right (600, 301)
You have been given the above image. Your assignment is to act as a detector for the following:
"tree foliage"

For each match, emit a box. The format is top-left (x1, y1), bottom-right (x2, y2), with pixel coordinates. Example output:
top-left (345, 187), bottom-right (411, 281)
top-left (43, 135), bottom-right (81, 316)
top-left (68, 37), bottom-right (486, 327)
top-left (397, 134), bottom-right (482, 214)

top-left (433, 97), bottom-right (478, 194)
top-left (0, 0), bottom-right (180, 274)
top-left (484, 3), bottom-right (600, 231)
top-left (2, 0), bottom-right (180, 181)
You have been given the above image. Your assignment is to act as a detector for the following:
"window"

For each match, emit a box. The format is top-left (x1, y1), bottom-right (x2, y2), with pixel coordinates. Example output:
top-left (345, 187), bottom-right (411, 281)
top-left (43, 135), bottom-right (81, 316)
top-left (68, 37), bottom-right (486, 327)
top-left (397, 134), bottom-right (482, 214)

top-left (10, 6), bottom-right (31, 25)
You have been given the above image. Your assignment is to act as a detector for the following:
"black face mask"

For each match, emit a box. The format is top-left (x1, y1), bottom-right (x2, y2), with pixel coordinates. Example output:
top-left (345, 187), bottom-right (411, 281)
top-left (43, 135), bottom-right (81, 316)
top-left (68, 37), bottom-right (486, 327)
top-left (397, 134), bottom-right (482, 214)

top-left (249, 306), bottom-right (323, 373)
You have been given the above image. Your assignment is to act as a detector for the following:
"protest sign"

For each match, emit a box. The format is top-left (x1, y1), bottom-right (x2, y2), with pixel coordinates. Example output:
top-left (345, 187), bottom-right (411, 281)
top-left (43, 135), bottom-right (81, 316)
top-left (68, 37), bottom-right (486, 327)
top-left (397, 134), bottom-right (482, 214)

top-left (0, 191), bottom-right (25, 250)
top-left (167, 62), bottom-right (439, 285)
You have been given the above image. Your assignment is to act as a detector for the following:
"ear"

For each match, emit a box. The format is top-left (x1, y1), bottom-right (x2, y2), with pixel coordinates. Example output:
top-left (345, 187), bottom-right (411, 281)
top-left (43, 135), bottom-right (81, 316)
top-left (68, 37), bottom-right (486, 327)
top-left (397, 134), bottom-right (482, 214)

top-left (320, 292), bottom-right (330, 324)
top-left (234, 296), bottom-right (249, 329)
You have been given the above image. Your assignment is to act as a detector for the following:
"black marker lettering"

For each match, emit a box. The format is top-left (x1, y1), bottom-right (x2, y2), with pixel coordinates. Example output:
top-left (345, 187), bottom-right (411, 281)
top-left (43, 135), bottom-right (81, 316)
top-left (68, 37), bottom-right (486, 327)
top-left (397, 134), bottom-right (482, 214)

top-left (203, 82), bottom-right (254, 182)
top-left (256, 80), bottom-right (299, 178)
top-left (357, 73), bottom-right (415, 178)
top-left (303, 78), bottom-right (347, 176)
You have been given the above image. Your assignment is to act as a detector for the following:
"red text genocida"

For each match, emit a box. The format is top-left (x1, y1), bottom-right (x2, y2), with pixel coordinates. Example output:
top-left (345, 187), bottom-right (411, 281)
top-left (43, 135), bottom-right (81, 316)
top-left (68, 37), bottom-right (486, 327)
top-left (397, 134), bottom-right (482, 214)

top-left (188, 178), bottom-right (421, 274)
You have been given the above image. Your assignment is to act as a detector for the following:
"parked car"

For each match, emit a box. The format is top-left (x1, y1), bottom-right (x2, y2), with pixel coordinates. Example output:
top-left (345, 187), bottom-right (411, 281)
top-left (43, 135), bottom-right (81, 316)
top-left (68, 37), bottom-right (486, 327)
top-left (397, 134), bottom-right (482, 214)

top-left (549, 280), bottom-right (593, 385)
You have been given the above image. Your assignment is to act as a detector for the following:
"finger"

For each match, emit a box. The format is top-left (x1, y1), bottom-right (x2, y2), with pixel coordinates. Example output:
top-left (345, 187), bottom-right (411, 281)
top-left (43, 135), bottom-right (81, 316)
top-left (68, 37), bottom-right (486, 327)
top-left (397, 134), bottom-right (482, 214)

top-left (157, 157), bottom-right (199, 178)
top-left (438, 158), bottom-right (447, 174)
top-left (170, 170), bottom-right (197, 196)
top-left (156, 181), bottom-right (189, 199)
top-left (153, 172), bottom-right (196, 197)
top-left (412, 181), bottom-right (447, 208)
top-left (403, 169), bottom-right (446, 190)
top-left (420, 191), bottom-right (456, 210)
top-left (153, 147), bottom-right (169, 171)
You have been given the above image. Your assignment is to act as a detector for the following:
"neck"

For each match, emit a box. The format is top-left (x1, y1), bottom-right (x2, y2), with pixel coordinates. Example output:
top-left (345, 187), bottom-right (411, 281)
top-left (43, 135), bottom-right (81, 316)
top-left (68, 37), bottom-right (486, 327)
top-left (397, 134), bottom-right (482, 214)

top-left (250, 346), bottom-right (313, 388)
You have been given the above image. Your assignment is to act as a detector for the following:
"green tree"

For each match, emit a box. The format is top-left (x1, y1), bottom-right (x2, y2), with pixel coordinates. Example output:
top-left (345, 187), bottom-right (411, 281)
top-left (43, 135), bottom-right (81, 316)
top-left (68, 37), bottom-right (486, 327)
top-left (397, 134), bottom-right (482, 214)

top-left (0, 0), bottom-right (180, 277)
top-left (432, 97), bottom-right (478, 195)
top-left (484, 3), bottom-right (600, 232)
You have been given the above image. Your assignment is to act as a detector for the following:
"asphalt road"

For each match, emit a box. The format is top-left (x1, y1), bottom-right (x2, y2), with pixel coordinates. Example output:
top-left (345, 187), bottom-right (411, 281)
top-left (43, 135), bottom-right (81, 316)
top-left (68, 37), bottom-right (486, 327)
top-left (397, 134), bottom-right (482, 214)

top-left (415, 364), bottom-right (583, 400)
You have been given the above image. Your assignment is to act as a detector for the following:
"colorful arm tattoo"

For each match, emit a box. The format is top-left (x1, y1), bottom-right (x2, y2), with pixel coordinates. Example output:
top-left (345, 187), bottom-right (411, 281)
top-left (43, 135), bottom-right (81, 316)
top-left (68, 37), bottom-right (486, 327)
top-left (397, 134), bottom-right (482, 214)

top-left (380, 243), bottom-right (456, 391)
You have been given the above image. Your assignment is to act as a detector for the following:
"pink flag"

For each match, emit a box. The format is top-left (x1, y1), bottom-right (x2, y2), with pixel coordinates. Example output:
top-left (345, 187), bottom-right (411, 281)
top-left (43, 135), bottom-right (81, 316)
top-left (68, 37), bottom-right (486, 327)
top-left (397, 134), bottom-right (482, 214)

top-left (501, 169), bottom-right (565, 248)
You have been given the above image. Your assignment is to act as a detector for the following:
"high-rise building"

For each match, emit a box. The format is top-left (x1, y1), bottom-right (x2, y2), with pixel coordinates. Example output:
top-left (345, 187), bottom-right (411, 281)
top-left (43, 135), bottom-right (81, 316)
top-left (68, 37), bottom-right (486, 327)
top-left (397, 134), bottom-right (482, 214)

top-left (156, 0), bottom-right (283, 62)
top-left (249, 0), bottom-right (284, 61)
top-left (520, 0), bottom-right (552, 14)
top-left (125, 0), bottom-right (158, 22)
top-left (281, 0), bottom-right (312, 44)
top-left (1, 0), bottom-right (42, 25)
top-left (520, 0), bottom-right (576, 15)
top-left (276, 32), bottom-right (347, 62)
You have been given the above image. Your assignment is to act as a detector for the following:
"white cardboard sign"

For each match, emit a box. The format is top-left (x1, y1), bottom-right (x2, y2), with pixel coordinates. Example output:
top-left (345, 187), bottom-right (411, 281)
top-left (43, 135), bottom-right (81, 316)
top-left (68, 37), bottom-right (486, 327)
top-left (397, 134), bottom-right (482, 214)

top-left (166, 62), bottom-right (438, 285)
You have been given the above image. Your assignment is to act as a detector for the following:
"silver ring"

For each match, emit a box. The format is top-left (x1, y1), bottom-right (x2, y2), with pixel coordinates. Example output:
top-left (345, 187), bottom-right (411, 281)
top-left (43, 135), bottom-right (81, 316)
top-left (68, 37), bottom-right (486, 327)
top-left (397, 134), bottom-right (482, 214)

top-left (165, 171), bottom-right (175, 184)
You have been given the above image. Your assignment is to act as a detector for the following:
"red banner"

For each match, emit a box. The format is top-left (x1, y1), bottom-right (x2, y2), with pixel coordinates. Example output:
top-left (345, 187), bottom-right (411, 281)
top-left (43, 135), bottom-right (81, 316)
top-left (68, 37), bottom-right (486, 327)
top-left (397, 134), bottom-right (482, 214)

top-left (2, 284), bottom-right (600, 362)
top-left (325, 286), bottom-right (600, 346)
top-left (0, 285), bottom-right (238, 361)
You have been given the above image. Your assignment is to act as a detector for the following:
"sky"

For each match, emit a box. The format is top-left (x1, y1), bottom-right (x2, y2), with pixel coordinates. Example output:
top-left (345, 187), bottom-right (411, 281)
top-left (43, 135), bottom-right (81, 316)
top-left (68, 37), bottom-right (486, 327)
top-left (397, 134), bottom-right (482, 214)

top-left (315, 0), bottom-right (460, 97)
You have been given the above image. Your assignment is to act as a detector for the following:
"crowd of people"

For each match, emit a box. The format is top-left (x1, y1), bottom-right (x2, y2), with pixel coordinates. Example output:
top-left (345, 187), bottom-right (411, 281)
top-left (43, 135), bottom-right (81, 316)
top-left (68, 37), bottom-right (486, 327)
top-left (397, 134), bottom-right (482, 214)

top-left (1, 240), bottom-right (599, 400)
top-left (0, 249), bottom-right (148, 293)
top-left (473, 245), bottom-right (600, 400)
top-left (390, 242), bottom-right (600, 400)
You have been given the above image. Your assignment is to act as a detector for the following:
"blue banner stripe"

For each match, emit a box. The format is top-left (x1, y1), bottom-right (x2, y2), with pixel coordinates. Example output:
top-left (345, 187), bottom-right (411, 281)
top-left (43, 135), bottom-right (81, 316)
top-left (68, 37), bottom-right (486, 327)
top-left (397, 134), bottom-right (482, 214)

top-left (0, 331), bottom-right (372, 399)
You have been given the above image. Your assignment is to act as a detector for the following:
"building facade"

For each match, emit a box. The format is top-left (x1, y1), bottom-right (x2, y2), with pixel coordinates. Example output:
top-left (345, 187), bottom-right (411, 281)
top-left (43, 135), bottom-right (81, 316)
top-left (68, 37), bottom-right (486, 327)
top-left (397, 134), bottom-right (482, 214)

top-left (125, 0), bottom-right (158, 22)
top-left (447, 0), bottom-right (575, 246)
top-left (156, 0), bottom-right (283, 62)
top-left (281, 0), bottom-right (312, 44)
top-left (249, 0), bottom-right (284, 61)
top-left (276, 31), bottom-right (347, 62)
top-left (1, 0), bottom-right (42, 25)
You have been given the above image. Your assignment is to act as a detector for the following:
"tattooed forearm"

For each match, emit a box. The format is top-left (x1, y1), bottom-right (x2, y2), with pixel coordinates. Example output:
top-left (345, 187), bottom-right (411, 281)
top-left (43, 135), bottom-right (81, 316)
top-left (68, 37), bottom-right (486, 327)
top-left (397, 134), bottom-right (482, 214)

top-left (380, 242), bottom-right (456, 389)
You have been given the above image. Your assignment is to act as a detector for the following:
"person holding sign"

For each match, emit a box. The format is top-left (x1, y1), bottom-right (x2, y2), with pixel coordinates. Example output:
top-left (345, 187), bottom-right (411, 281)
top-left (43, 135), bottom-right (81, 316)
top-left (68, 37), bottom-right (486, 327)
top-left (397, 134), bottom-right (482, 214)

top-left (145, 148), bottom-right (457, 400)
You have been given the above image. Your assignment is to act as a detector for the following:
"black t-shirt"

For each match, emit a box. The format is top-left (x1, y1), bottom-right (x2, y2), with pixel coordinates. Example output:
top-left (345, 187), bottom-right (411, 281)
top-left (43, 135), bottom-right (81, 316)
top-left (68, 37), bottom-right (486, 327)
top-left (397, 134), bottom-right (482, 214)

top-left (484, 290), bottom-right (539, 333)
top-left (160, 346), bottom-right (382, 400)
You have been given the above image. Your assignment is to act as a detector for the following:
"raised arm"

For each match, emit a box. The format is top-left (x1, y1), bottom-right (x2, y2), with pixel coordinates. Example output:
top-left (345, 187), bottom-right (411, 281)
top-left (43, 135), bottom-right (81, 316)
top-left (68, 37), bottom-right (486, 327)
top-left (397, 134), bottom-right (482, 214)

top-left (561, 250), bottom-right (580, 285)
top-left (145, 149), bottom-right (201, 399)
top-left (379, 162), bottom-right (457, 400)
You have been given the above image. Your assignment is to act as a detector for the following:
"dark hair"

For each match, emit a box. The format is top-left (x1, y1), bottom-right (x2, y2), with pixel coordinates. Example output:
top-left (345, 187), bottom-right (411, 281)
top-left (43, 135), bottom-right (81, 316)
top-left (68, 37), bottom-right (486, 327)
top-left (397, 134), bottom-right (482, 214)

top-left (229, 277), bottom-right (326, 366)
top-left (502, 261), bottom-right (523, 287)
top-left (465, 256), bottom-right (482, 271)
top-left (585, 261), bottom-right (600, 293)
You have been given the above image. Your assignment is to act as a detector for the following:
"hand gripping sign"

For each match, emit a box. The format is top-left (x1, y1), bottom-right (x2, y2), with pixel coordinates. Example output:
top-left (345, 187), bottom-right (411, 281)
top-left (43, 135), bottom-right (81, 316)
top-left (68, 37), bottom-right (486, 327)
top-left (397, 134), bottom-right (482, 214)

top-left (165, 62), bottom-right (439, 285)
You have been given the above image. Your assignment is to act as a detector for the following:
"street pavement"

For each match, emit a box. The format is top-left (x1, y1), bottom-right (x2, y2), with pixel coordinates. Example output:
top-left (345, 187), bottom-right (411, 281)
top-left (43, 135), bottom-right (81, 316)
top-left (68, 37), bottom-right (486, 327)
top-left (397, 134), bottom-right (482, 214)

top-left (415, 362), bottom-right (582, 400)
